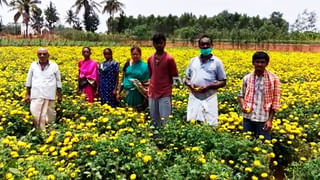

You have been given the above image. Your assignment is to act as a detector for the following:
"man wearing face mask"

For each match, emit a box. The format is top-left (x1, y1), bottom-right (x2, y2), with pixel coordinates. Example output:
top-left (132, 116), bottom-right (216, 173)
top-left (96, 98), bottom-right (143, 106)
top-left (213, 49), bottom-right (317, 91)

top-left (185, 35), bottom-right (226, 126)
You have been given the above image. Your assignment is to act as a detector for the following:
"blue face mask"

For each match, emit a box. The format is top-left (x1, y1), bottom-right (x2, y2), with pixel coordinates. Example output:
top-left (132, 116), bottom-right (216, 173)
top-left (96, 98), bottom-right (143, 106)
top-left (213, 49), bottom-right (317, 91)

top-left (200, 48), bottom-right (212, 56)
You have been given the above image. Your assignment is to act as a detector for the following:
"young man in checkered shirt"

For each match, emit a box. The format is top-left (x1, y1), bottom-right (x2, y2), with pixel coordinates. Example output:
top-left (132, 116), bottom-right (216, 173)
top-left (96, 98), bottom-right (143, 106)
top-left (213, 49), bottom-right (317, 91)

top-left (238, 52), bottom-right (281, 140)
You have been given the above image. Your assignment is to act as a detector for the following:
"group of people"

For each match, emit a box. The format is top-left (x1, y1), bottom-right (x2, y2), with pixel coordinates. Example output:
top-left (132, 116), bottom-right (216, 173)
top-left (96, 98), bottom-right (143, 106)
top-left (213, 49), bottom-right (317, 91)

top-left (25, 33), bottom-right (281, 141)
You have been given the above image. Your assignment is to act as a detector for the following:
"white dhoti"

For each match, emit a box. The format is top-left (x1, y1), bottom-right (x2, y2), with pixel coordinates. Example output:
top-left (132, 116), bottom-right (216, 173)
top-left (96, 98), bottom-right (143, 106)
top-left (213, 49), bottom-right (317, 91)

top-left (30, 98), bottom-right (56, 130)
top-left (187, 93), bottom-right (218, 126)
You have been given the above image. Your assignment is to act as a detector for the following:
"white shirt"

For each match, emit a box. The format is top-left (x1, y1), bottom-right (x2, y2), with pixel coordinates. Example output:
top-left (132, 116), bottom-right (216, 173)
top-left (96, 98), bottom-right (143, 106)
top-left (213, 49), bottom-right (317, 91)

top-left (185, 55), bottom-right (226, 100)
top-left (26, 61), bottom-right (62, 100)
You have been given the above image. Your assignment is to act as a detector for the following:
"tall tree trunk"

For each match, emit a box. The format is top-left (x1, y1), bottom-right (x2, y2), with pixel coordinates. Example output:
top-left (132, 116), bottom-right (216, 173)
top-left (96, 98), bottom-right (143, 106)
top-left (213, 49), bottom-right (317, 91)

top-left (26, 21), bottom-right (29, 38)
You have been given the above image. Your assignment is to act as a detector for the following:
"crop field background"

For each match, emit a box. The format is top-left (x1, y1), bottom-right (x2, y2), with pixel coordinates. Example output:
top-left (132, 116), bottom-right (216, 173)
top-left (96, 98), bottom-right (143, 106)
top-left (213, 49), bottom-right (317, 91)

top-left (1, 46), bottom-right (320, 179)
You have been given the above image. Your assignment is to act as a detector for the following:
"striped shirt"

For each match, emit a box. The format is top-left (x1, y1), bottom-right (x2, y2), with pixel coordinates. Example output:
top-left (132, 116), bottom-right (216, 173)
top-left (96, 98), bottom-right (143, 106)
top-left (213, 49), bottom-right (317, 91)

top-left (239, 74), bottom-right (269, 122)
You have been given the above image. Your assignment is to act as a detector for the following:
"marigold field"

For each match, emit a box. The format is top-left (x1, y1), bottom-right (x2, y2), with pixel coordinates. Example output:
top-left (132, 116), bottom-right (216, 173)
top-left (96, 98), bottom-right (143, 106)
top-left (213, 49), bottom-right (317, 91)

top-left (1, 46), bottom-right (320, 180)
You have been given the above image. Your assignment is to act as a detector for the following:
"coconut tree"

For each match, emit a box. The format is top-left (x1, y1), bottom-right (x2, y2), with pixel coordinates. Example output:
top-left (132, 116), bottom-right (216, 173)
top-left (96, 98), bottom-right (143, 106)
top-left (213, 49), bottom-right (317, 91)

top-left (0, 0), bottom-right (8, 6)
top-left (72, 0), bottom-right (100, 31)
top-left (9, 0), bottom-right (41, 37)
top-left (65, 9), bottom-right (77, 26)
top-left (101, 0), bottom-right (124, 33)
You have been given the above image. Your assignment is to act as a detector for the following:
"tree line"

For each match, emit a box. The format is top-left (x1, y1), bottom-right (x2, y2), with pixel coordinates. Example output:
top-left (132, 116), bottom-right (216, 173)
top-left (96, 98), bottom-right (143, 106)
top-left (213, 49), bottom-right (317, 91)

top-left (108, 10), bottom-right (320, 43)
top-left (0, 0), bottom-right (319, 43)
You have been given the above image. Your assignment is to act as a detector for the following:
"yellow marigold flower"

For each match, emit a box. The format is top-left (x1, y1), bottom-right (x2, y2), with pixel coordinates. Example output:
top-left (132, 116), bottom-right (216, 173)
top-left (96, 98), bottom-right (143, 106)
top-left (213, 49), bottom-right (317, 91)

top-left (288, 134), bottom-right (295, 140)
top-left (210, 174), bottom-right (217, 180)
top-left (6, 172), bottom-right (13, 179)
top-left (271, 139), bottom-right (278, 144)
top-left (245, 167), bottom-right (252, 172)
top-left (140, 139), bottom-right (147, 144)
top-left (300, 157), bottom-right (307, 161)
top-left (253, 160), bottom-right (261, 167)
top-left (261, 172), bottom-right (268, 178)
top-left (10, 151), bottom-right (19, 158)
top-left (130, 174), bottom-right (137, 180)
top-left (90, 150), bottom-right (97, 156)
top-left (70, 172), bottom-right (76, 178)
top-left (190, 119), bottom-right (196, 124)
top-left (268, 152), bottom-right (276, 158)
top-left (47, 174), bottom-right (55, 180)
top-left (251, 175), bottom-right (258, 180)
top-left (113, 148), bottom-right (119, 153)
top-left (136, 152), bottom-right (143, 157)
top-left (143, 155), bottom-right (152, 163)
top-left (191, 146), bottom-right (200, 152)
top-left (253, 147), bottom-right (260, 152)
top-left (273, 161), bottom-right (278, 166)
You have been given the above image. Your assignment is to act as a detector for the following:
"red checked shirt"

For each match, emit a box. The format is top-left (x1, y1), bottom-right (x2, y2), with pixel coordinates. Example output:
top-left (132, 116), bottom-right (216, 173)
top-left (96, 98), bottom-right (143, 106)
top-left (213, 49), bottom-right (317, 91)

top-left (239, 72), bottom-right (281, 122)
top-left (148, 52), bottom-right (178, 99)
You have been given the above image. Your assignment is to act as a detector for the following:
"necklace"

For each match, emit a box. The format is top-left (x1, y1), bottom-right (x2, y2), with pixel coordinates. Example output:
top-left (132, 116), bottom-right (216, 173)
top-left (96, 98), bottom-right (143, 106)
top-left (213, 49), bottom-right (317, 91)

top-left (154, 53), bottom-right (163, 66)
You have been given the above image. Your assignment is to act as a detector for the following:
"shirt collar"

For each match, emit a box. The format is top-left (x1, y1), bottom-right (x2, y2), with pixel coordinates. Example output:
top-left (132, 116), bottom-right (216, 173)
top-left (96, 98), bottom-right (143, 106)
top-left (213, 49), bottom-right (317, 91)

top-left (198, 55), bottom-right (214, 64)
top-left (37, 60), bottom-right (51, 70)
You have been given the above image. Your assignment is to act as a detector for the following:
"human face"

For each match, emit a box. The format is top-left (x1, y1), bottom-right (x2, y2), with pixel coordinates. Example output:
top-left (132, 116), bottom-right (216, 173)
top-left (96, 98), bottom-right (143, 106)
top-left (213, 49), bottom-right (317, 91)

top-left (37, 48), bottom-right (49, 63)
top-left (82, 48), bottom-right (91, 59)
top-left (199, 37), bottom-right (212, 49)
top-left (131, 49), bottom-right (141, 62)
top-left (253, 58), bottom-right (268, 74)
top-left (153, 40), bottom-right (166, 52)
top-left (103, 49), bottom-right (112, 60)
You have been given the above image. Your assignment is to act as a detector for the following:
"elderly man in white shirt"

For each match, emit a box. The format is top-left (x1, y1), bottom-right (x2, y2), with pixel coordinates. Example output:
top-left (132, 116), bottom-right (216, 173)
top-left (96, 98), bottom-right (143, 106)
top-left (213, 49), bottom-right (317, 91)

top-left (25, 47), bottom-right (62, 130)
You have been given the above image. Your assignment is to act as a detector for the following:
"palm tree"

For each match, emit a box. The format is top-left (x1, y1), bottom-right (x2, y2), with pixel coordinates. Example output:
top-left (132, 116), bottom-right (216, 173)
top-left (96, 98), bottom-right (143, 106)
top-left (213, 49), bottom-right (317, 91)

top-left (0, 0), bottom-right (8, 6)
top-left (65, 9), bottom-right (82, 30)
top-left (65, 9), bottom-right (77, 26)
top-left (72, 0), bottom-right (100, 19)
top-left (72, 0), bottom-right (100, 31)
top-left (9, 0), bottom-right (41, 37)
top-left (101, 0), bottom-right (124, 33)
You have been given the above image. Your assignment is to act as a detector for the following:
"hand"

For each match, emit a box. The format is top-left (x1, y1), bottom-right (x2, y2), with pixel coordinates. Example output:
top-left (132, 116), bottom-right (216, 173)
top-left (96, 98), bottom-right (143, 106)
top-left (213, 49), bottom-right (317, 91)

top-left (263, 119), bottom-right (272, 132)
top-left (197, 85), bottom-right (207, 93)
top-left (57, 94), bottom-right (62, 104)
top-left (112, 88), bottom-right (117, 95)
top-left (25, 94), bottom-right (30, 104)
top-left (76, 88), bottom-right (82, 95)
top-left (116, 93), bottom-right (120, 102)
top-left (240, 106), bottom-right (251, 114)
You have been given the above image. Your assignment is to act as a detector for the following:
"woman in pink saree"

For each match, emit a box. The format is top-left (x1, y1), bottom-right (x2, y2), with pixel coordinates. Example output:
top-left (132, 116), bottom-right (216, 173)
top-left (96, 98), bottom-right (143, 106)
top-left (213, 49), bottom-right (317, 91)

top-left (78, 47), bottom-right (99, 103)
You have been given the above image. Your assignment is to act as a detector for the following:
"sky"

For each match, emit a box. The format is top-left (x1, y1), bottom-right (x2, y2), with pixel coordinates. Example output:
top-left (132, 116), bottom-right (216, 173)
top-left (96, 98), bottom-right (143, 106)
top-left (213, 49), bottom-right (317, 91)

top-left (0, 0), bottom-right (319, 33)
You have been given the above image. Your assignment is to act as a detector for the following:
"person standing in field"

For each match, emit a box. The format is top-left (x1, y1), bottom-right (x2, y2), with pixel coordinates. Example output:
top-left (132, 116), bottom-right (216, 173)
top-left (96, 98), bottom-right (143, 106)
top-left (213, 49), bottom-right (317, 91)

top-left (238, 51), bottom-right (281, 140)
top-left (98, 48), bottom-right (119, 107)
top-left (185, 35), bottom-right (227, 126)
top-left (25, 47), bottom-right (62, 130)
top-left (78, 47), bottom-right (99, 103)
top-left (148, 33), bottom-right (178, 127)
top-left (121, 46), bottom-right (150, 111)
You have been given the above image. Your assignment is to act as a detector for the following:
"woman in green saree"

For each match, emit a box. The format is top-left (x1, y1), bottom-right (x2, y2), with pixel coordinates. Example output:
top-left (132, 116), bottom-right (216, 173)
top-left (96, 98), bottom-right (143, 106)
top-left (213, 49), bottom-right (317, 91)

top-left (121, 46), bottom-right (149, 111)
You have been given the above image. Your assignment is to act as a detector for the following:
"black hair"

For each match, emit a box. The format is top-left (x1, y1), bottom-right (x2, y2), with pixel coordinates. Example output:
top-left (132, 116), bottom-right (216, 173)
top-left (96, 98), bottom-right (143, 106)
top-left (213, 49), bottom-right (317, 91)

top-left (152, 33), bottom-right (166, 43)
top-left (130, 46), bottom-right (141, 54)
top-left (103, 48), bottom-right (113, 59)
top-left (198, 35), bottom-right (213, 46)
top-left (252, 51), bottom-right (269, 64)
top-left (82, 46), bottom-right (91, 53)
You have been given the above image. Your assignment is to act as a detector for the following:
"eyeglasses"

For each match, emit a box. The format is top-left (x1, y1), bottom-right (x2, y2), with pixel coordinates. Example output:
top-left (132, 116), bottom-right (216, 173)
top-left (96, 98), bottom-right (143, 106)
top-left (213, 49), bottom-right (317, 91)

top-left (38, 53), bottom-right (48, 56)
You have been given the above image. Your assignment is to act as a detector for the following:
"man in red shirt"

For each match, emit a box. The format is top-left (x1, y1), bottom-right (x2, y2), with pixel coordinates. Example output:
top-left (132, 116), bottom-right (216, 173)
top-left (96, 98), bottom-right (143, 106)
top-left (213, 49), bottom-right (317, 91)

top-left (148, 33), bottom-right (179, 128)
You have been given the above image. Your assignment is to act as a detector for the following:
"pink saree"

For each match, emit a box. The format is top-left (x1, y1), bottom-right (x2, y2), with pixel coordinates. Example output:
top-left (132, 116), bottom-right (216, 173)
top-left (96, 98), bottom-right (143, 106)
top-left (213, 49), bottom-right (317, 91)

top-left (78, 59), bottom-right (99, 102)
